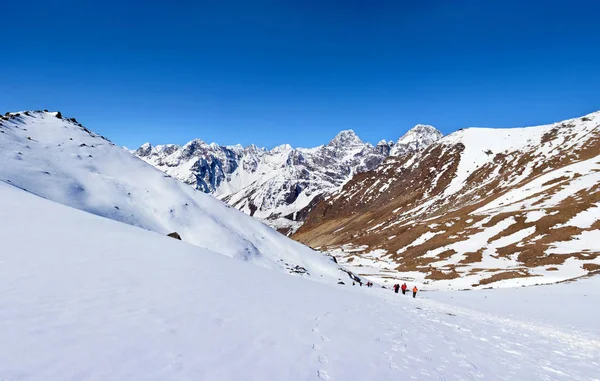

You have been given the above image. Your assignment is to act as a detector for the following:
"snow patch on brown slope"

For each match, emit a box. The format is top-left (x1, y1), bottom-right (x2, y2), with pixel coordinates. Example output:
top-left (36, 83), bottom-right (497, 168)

top-left (294, 111), bottom-right (600, 290)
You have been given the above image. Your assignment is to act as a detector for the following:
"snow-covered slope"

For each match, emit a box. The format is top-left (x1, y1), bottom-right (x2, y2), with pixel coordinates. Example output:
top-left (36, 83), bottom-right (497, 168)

top-left (0, 111), bottom-right (347, 281)
top-left (135, 126), bottom-right (442, 235)
top-left (1, 181), bottom-right (598, 380)
top-left (295, 111), bottom-right (600, 289)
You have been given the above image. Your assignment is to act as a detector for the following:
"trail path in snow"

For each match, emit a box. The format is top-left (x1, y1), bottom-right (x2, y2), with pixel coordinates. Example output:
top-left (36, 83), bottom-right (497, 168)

top-left (304, 289), bottom-right (600, 381)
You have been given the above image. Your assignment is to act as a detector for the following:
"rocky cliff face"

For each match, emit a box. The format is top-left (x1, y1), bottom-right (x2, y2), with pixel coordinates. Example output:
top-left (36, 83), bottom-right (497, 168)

top-left (135, 126), bottom-right (443, 234)
top-left (293, 112), bottom-right (600, 289)
top-left (135, 140), bottom-right (245, 193)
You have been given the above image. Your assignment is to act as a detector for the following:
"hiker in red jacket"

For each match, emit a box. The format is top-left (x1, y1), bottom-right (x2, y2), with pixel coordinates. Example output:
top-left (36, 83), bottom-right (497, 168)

top-left (401, 283), bottom-right (407, 295)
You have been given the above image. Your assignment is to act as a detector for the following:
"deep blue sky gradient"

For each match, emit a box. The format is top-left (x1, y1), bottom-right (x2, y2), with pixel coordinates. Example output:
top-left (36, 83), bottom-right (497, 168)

top-left (1, 0), bottom-right (599, 148)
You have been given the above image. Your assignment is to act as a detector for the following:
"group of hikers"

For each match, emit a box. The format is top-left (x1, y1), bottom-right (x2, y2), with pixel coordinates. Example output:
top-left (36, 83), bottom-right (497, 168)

top-left (393, 283), bottom-right (418, 298)
top-left (352, 279), bottom-right (419, 298)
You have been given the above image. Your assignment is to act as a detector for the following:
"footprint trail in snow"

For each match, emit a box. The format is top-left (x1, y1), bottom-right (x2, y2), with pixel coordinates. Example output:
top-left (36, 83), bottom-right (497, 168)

top-left (304, 288), bottom-right (599, 381)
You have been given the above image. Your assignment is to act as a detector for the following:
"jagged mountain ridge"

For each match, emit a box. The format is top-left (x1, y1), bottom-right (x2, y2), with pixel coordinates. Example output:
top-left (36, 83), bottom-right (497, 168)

top-left (135, 125), bottom-right (443, 234)
top-left (293, 111), bottom-right (600, 289)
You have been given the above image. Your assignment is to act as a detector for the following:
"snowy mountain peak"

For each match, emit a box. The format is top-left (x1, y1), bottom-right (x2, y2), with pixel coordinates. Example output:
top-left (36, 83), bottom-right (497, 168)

top-left (399, 124), bottom-right (442, 143)
top-left (245, 144), bottom-right (266, 154)
top-left (136, 142), bottom-right (153, 157)
top-left (409, 124), bottom-right (440, 135)
top-left (391, 124), bottom-right (443, 156)
top-left (226, 144), bottom-right (245, 155)
top-left (180, 139), bottom-right (212, 159)
top-left (183, 138), bottom-right (208, 148)
top-left (271, 143), bottom-right (293, 153)
top-left (328, 129), bottom-right (363, 147)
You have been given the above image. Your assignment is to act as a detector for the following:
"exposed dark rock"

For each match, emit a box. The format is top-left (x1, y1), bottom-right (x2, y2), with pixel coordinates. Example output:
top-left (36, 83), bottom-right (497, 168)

top-left (167, 232), bottom-right (182, 240)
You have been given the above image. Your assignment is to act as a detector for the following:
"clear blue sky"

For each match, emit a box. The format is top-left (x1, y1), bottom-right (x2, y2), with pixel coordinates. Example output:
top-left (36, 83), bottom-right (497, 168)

top-left (1, 0), bottom-right (599, 149)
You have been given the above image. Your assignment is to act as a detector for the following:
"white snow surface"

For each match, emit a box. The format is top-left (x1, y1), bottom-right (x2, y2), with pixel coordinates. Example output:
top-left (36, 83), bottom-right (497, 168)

top-left (443, 112), bottom-right (600, 200)
top-left (427, 276), bottom-right (600, 336)
top-left (546, 230), bottom-right (600, 254)
top-left (427, 217), bottom-right (516, 264)
top-left (562, 202), bottom-right (600, 229)
top-left (0, 112), bottom-right (344, 281)
top-left (1, 182), bottom-right (599, 380)
top-left (476, 155), bottom-right (600, 214)
top-left (525, 210), bottom-right (547, 223)
top-left (397, 230), bottom-right (443, 254)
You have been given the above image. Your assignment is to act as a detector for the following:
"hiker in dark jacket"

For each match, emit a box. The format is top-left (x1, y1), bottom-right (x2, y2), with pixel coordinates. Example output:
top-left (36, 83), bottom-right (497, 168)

top-left (393, 284), bottom-right (400, 293)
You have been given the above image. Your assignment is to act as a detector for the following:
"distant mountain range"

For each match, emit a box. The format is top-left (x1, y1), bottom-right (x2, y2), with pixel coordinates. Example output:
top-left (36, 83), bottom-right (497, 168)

top-left (135, 125), bottom-right (443, 234)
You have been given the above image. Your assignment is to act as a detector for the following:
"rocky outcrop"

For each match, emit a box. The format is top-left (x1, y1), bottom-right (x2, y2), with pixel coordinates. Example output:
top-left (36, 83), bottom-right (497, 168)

top-left (167, 232), bottom-right (182, 240)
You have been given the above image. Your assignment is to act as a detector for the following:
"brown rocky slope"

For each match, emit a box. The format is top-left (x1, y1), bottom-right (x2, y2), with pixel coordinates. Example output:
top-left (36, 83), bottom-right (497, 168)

top-left (293, 111), bottom-right (600, 289)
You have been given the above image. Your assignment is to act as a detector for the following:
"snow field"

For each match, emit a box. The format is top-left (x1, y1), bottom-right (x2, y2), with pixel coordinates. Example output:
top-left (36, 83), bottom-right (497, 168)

top-left (1, 182), bottom-right (598, 380)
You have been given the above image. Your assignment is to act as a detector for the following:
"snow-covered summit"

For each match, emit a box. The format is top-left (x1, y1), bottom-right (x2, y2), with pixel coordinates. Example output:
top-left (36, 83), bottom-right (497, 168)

top-left (136, 142), bottom-right (153, 155)
top-left (390, 124), bottom-right (443, 156)
top-left (327, 129), bottom-right (363, 148)
top-left (271, 143), bottom-right (293, 153)
top-left (0, 110), bottom-right (350, 282)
